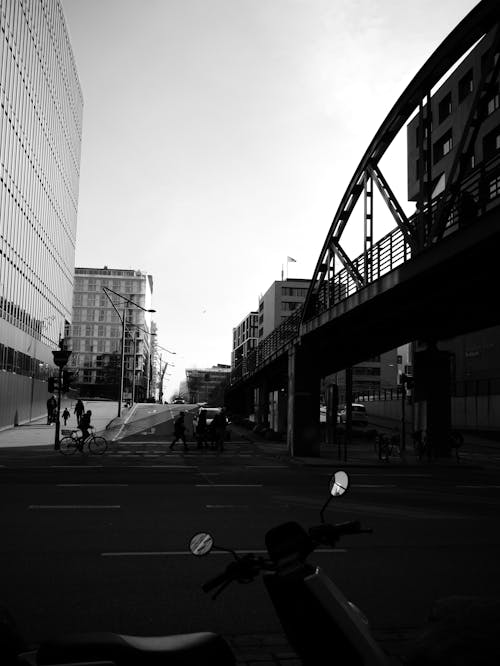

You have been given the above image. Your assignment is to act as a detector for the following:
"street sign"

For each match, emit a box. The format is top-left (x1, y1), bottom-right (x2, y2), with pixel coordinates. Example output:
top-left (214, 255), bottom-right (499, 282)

top-left (52, 350), bottom-right (72, 367)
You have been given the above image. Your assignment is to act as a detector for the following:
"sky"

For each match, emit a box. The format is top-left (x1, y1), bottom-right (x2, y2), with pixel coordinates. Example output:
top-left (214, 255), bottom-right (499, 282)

top-left (61, 0), bottom-right (480, 397)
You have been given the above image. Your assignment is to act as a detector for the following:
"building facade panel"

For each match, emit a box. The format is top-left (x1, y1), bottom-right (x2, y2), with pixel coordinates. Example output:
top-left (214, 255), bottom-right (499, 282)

top-left (0, 0), bottom-right (82, 428)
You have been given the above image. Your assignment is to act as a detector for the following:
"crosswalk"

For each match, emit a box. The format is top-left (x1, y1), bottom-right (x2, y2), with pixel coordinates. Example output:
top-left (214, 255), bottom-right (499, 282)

top-left (105, 440), bottom-right (257, 459)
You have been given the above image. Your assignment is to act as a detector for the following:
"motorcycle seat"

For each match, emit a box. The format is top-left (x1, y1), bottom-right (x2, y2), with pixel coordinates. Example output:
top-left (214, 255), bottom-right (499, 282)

top-left (37, 630), bottom-right (235, 665)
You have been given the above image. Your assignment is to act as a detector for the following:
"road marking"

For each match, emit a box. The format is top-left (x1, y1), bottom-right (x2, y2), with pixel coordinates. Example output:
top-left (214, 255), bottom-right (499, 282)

top-left (57, 484), bottom-right (129, 487)
top-left (456, 485), bottom-right (500, 489)
top-left (101, 548), bottom-right (346, 557)
top-left (245, 465), bottom-right (288, 469)
top-left (50, 465), bottom-right (104, 469)
top-left (206, 505), bottom-right (249, 508)
top-left (29, 505), bottom-right (121, 509)
top-left (123, 465), bottom-right (193, 468)
top-left (195, 484), bottom-right (263, 488)
top-left (355, 484), bottom-right (397, 488)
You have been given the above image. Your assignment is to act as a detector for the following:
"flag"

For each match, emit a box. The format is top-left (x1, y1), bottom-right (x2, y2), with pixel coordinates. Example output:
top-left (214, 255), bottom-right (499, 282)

top-left (287, 256), bottom-right (297, 263)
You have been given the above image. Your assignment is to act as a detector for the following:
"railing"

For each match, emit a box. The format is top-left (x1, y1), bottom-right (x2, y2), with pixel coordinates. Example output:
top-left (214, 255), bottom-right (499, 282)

top-left (230, 155), bottom-right (500, 386)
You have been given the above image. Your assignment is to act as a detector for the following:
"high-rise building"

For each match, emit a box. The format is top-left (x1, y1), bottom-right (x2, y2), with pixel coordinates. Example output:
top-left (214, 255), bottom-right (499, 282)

top-left (231, 311), bottom-right (258, 370)
top-left (258, 279), bottom-right (311, 339)
top-left (186, 365), bottom-right (231, 404)
top-left (0, 0), bottom-right (83, 428)
top-left (69, 268), bottom-right (154, 401)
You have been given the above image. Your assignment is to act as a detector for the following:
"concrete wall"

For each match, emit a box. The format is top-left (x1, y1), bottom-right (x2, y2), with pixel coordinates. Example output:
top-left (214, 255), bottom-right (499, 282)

top-left (0, 373), bottom-right (47, 430)
top-left (363, 395), bottom-right (500, 432)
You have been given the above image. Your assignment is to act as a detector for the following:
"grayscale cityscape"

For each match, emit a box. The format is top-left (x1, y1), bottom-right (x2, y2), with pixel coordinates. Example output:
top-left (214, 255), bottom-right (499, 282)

top-left (1, 0), bottom-right (500, 664)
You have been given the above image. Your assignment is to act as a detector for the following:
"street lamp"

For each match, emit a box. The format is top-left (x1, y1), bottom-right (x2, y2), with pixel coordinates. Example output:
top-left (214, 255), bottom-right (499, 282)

top-left (127, 325), bottom-right (157, 404)
top-left (102, 287), bottom-right (156, 417)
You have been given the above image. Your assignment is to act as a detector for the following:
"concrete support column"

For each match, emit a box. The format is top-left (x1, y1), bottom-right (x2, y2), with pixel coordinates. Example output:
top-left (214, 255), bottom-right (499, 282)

top-left (413, 344), bottom-right (452, 457)
top-left (287, 345), bottom-right (321, 457)
top-left (256, 378), bottom-right (270, 428)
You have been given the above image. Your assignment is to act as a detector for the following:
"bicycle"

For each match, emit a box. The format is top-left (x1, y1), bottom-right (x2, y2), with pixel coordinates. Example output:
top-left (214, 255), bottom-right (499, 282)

top-left (59, 427), bottom-right (107, 456)
top-left (375, 431), bottom-right (400, 462)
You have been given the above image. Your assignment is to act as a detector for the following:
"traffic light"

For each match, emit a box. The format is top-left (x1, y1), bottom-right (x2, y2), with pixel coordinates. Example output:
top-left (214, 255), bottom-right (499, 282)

top-left (48, 377), bottom-right (60, 393)
top-left (401, 374), bottom-right (414, 389)
top-left (62, 370), bottom-right (76, 392)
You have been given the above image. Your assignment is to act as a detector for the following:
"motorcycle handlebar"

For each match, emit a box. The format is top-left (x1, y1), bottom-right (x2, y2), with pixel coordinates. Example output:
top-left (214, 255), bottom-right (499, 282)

top-left (202, 570), bottom-right (232, 593)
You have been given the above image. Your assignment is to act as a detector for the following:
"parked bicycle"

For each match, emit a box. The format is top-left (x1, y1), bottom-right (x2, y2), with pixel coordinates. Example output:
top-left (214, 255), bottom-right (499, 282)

top-left (375, 431), bottom-right (400, 462)
top-left (59, 427), bottom-right (107, 456)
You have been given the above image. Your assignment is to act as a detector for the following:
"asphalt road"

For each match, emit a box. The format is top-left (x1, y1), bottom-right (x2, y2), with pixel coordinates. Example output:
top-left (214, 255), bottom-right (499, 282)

top-left (1, 405), bottom-right (500, 650)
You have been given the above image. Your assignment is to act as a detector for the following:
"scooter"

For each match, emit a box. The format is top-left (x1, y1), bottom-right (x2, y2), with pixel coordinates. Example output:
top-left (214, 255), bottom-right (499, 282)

top-left (190, 471), bottom-right (500, 666)
top-left (190, 470), bottom-right (390, 665)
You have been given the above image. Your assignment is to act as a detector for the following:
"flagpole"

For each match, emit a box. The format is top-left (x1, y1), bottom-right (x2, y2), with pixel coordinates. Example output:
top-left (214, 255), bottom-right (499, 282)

top-left (281, 264), bottom-right (284, 281)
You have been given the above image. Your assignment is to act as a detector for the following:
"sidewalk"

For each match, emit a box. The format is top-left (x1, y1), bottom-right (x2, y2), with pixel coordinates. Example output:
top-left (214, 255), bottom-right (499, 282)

top-left (0, 399), bottom-right (123, 448)
top-left (230, 423), bottom-right (500, 469)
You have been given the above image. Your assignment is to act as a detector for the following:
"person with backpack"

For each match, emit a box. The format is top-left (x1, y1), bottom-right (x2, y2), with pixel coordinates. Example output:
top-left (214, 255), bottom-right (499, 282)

top-left (170, 411), bottom-right (187, 452)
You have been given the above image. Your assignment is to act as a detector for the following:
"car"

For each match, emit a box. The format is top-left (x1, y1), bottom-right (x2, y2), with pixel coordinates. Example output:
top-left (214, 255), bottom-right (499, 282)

top-left (173, 398), bottom-right (185, 404)
top-left (193, 406), bottom-right (223, 428)
top-left (337, 403), bottom-right (368, 427)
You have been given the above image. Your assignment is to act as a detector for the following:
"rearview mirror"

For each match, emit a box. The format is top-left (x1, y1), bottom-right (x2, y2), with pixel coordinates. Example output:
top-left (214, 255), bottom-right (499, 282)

top-left (189, 532), bottom-right (214, 556)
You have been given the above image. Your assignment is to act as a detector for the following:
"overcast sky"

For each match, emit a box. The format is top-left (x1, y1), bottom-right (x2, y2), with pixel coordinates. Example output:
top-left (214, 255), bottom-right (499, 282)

top-left (61, 0), bottom-right (479, 396)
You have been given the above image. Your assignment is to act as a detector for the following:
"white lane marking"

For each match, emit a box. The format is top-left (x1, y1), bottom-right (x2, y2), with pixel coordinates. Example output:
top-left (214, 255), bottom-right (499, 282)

top-left (57, 483), bottom-right (128, 487)
top-left (112, 404), bottom-right (138, 441)
top-left (195, 484), bottom-right (263, 488)
top-left (355, 484), bottom-right (397, 488)
top-left (101, 548), bottom-right (346, 557)
top-left (206, 505), bottom-right (249, 508)
top-left (29, 505), bottom-right (121, 509)
top-left (245, 465), bottom-right (288, 469)
top-left (50, 465), bottom-right (104, 469)
top-left (456, 485), bottom-right (500, 489)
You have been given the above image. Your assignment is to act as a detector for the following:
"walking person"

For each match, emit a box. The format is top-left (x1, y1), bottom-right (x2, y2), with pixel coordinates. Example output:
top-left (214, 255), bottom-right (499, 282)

top-left (62, 407), bottom-right (70, 426)
top-left (46, 395), bottom-right (57, 424)
top-left (212, 408), bottom-right (228, 453)
top-left (74, 399), bottom-right (85, 427)
top-left (170, 411), bottom-right (187, 451)
top-left (195, 409), bottom-right (208, 450)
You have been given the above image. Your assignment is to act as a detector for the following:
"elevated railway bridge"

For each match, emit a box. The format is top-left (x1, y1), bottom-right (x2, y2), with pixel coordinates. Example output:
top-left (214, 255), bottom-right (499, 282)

top-left (226, 0), bottom-right (500, 457)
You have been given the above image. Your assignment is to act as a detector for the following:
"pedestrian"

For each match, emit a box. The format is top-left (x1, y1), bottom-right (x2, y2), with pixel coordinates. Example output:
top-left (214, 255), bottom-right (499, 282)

top-left (46, 395), bottom-right (57, 424)
top-left (195, 409), bottom-right (208, 449)
top-left (62, 407), bottom-right (70, 426)
top-left (79, 410), bottom-right (92, 443)
top-left (170, 411), bottom-right (187, 451)
top-left (212, 408), bottom-right (228, 452)
top-left (74, 399), bottom-right (85, 426)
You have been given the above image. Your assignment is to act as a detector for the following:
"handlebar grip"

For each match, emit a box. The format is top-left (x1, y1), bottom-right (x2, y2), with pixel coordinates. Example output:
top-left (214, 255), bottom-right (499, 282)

top-left (202, 570), bottom-right (231, 593)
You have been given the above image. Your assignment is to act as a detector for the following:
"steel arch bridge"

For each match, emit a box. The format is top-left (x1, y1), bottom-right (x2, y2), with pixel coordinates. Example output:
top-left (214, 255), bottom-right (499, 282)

top-left (228, 0), bottom-right (500, 455)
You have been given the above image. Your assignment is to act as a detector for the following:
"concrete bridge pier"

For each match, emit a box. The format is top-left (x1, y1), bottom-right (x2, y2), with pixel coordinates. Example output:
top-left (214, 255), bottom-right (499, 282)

top-left (255, 378), bottom-right (270, 427)
top-left (413, 343), bottom-right (452, 458)
top-left (287, 345), bottom-right (321, 457)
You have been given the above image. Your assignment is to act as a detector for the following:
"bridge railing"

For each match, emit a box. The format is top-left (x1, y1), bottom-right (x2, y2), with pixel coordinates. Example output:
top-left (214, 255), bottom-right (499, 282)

top-left (230, 154), bottom-right (500, 387)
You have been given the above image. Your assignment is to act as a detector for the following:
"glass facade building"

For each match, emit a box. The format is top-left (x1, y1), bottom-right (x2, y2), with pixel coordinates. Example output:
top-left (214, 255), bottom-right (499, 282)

top-left (0, 0), bottom-right (82, 427)
top-left (69, 268), bottom-right (154, 402)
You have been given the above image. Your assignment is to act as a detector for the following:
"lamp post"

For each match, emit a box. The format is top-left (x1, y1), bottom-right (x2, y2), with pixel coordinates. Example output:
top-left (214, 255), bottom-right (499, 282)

top-left (102, 287), bottom-right (155, 417)
top-left (125, 324), bottom-right (156, 404)
top-left (52, 342), bottom-right (72, 450)
top-left (155, 345), bottom-right (176, 403)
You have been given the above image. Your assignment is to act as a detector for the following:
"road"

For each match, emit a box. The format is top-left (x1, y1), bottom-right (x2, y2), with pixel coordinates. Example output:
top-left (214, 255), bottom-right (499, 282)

top-left (1, 404), bottom-right (500, 649)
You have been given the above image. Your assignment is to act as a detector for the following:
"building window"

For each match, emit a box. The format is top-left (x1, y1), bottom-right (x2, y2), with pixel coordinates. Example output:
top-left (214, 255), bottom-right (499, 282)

top-left (88, 279), bottom-right (96, 292)
top-left (487, 87), bottom-right (500, 116)
top-left (489, 175), bottom-right (500, 200)
top-left (438, 93), bottom-right (452, 124)
top-left (433, 129), bottom-right (453, 164)
top-left (458, 69), bottom-right (473, 102)
top-left (98, 325), bottom-right (104, 337)
top-left (483, 124), bottom-right (500, 161)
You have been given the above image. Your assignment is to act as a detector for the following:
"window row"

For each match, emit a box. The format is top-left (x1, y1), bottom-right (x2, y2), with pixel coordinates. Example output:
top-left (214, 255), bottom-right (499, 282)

top-left (0, 342), bottom-right (49, 378)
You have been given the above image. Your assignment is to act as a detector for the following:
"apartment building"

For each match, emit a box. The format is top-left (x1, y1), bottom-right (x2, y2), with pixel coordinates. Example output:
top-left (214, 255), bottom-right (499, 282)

top-left (231, 311), bottom-right (258, 369)
top-left (69, 267), bottom-right (154, 401)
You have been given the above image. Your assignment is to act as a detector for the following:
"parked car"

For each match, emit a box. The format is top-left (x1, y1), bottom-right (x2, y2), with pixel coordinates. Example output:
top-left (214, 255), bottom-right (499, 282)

top-left (337, 403), bottom-right (368, 427)
top-left (173, 398), bottom-right (185, 404)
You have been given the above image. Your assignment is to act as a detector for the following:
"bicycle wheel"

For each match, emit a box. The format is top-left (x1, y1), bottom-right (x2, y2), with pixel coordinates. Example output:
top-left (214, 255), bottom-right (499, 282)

top-left (89, 436), bottom-right (107, 455)
top-left (59, 436), bottom-right (78, 455)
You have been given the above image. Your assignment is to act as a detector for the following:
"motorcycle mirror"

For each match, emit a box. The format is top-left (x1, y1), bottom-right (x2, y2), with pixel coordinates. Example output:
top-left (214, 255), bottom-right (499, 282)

top-left (329, 470), bottom-right (349, 497)
top-left (189, 532), bottom-right (214, 556)
top-left (320, 470), bottom-right (349, 523)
